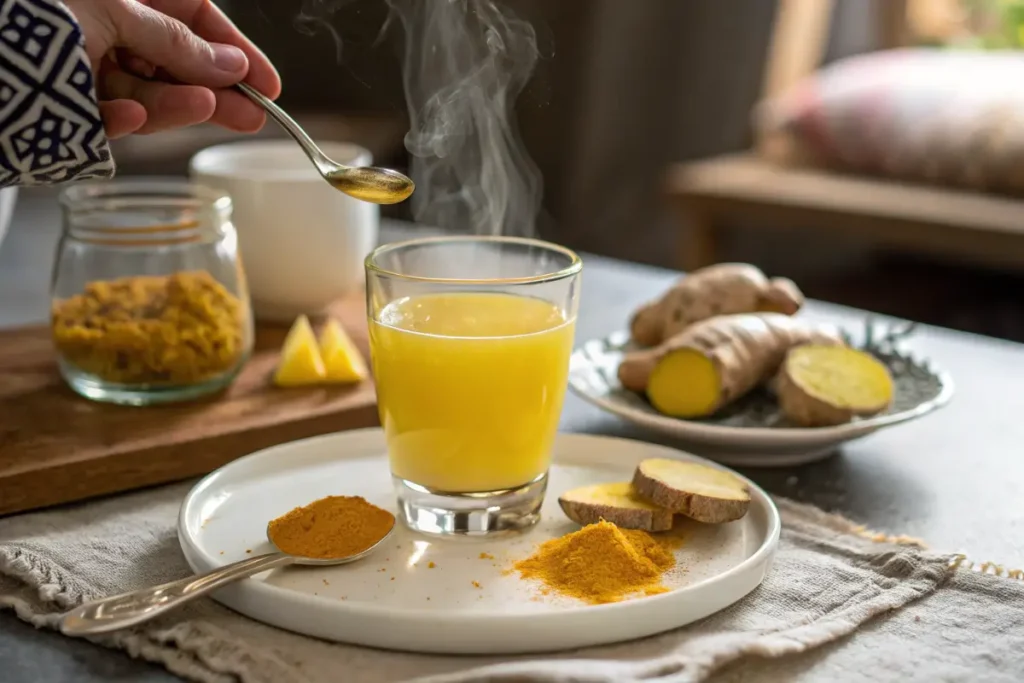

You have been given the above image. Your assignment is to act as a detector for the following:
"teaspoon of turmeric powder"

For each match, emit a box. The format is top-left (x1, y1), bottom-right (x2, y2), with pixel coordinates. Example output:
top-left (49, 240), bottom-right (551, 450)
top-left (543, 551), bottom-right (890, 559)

top-left (267, 495), bottom-right (396, 561)
top-left (59, 495), bottom-right (396, 637)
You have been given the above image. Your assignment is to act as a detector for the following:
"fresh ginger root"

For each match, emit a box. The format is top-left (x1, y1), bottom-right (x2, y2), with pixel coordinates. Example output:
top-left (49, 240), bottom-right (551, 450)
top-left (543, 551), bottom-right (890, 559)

top-left (617, 313), bottom-right (844, 419)
top-left (632, 458), bottom-right (750, 524)
top-left (558, 482), bottom-right (675, 531)
top-left (629, 263), bottom-right (804, 347)
top-left (777, 345), bottom-right (894, 427)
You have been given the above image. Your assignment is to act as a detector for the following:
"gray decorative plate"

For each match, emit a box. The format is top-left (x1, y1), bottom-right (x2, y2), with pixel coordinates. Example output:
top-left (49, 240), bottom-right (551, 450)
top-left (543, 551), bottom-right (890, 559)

top-left (568, 324), bottom-right (954, 467)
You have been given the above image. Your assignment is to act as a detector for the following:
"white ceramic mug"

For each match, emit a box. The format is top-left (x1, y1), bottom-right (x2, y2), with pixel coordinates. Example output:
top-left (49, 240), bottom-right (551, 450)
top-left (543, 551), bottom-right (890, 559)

top-left (189, 140), bottom-right (379, 322)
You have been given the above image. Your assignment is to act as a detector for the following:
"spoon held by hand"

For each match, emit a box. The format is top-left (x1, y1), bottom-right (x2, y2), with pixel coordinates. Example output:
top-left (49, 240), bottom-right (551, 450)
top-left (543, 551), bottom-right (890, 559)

top-left (235, 83), bottom-right (415, 205)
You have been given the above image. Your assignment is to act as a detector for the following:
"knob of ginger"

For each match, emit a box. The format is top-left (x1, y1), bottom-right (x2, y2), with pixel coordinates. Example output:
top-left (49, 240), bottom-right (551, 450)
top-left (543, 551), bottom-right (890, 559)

top-left (617, 313), bottom-right (844, 419)
top-left (629, 263), bottom-right (804, 347)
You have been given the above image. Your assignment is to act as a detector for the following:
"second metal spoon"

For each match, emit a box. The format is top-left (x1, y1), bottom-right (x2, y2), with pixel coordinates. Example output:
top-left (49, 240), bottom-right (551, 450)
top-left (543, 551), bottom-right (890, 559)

top-left (58, 520), bottom-right (395, 637)
top-left (235, 82), bottom-right (415, 205)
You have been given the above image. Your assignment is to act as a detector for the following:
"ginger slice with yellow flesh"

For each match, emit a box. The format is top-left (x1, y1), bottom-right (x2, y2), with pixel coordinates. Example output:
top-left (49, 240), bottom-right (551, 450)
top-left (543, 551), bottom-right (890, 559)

top-left (778, 344), bottom-right (894, 427)
top-left (319, 318), bottom-right (368, 384)
top-left (273, 315), bottom-right (327, 387)
top-left (559, 482), bottom-right (675, 531)
top-left (632, 458), bottom-right (750, 524)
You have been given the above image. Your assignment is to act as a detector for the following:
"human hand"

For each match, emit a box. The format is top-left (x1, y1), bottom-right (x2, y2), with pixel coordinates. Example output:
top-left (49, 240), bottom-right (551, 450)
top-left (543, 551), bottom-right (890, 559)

top-left (63, 0), bottom-right (282, 139)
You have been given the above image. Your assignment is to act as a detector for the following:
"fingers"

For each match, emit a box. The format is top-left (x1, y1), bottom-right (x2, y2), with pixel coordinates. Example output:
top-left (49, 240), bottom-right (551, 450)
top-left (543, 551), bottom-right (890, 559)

top-left (209, 88), bottom-right (267, 133)
top-left (108, 57), bottom-right (267, 134)
top-left (97, 0), bottom-right (280, 135)
top-left (99, 100), bottom-right (147, 139)
top-left (115, 48), bottom-right (155, 79)
top-left (102, 68), bottom-right (216, 134)
top-left (107, 0), bottom-right (250, 88)
top-left (148, 0), bottom-right (282, 100)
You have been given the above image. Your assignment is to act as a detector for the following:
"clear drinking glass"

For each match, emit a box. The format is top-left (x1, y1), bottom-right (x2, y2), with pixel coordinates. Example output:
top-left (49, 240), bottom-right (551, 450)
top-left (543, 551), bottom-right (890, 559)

top-left (51, 180), bottom-right (253, 405)
top-left (366, 236), bottom-right (583, 536)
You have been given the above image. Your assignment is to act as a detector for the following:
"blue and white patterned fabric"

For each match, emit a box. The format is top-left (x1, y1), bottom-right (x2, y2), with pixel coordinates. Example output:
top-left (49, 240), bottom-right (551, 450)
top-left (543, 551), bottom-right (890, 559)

top-left (0, 0), bottom-right (113, 187)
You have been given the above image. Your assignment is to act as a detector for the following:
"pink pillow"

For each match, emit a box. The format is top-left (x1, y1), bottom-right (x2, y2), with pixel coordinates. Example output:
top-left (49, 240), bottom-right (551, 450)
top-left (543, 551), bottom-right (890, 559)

top-left (756, 49), bottom-right (1024, 195)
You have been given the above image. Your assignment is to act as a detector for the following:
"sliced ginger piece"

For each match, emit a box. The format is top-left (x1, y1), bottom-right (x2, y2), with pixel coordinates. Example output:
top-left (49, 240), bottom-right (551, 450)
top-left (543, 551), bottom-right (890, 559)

top-left (632, 458), bottom-right (750, 524)
top-left (558, 482), bottom-right (674, 531)
top-left (777, 344), bottom-right (894, 427)
top-left (273, 315), bottom-right (326, 387)
top-left (319, 318), bottom-right (368, 384)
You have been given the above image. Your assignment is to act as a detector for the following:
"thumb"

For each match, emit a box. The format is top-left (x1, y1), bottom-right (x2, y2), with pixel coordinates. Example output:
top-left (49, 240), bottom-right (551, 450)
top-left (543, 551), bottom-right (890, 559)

top-left (108, 1), bottom-right (249, 87)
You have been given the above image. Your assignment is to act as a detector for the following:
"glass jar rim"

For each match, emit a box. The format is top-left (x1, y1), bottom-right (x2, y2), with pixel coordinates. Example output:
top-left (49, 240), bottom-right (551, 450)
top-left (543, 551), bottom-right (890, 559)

top-left (365, 235), bottom-right (583, 285)
top-left (59, 178), bottom-right (232, 216)
top-left (58, 179), bottom-right (233, 246)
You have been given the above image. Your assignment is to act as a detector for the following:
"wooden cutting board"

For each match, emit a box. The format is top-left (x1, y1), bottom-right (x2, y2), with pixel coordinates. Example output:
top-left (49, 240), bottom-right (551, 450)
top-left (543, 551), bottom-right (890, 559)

top-left (0, 295), bottom-right (379, 516)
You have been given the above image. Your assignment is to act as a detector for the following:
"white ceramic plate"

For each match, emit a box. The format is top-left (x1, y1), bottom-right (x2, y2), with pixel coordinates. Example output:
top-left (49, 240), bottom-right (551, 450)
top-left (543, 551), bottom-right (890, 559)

top-left (178, 428), bottom-right (779, 655)
top-left (569, 331), bottom-right (954, 467)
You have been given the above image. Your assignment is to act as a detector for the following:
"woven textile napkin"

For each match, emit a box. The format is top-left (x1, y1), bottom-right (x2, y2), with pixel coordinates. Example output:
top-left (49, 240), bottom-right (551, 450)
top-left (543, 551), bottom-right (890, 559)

top-left (2, 482), bottom-right (1023, 683)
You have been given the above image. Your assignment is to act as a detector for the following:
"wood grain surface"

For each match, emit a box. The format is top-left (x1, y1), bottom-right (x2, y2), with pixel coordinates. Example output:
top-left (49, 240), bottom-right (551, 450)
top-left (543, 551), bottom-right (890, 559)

top-left (0, 295), bottom-right (379, 516)
top-left (666, 153), bottom-right (1024, 271)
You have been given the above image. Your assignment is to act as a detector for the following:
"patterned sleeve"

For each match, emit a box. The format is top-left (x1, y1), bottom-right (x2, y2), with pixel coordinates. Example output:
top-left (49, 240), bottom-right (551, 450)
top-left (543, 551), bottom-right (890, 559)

top-left (0, 0), bottom-right (114, 187)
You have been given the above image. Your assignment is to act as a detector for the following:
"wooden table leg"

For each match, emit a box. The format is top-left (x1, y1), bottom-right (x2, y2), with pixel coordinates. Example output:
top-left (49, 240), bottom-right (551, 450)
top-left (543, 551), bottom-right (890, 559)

top-left (677, 209), bottom-right (719, 271)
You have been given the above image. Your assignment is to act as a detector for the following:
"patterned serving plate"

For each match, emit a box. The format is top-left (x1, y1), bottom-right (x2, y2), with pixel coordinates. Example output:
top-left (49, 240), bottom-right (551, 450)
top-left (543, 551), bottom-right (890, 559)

top-left (568, 325), bottom-right (954, 467)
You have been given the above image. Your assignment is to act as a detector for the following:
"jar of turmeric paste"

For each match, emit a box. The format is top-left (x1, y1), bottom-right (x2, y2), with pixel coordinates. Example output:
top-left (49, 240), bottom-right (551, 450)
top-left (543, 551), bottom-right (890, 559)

top-left (51, 180), bottom-right (254, 405)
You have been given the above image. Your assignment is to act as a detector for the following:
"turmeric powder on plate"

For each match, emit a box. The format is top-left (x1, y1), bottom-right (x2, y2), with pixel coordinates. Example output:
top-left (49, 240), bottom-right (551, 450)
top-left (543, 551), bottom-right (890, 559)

top-left (51, 270), bottom-right (247, 385)
top-left (267, 496), bottom-right (396, 560)
top-left (512, 520), bottom-right (676, 604)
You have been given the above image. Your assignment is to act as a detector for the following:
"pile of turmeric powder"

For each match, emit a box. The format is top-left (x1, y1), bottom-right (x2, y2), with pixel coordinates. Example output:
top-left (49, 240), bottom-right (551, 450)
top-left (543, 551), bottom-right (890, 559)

top-left (267, 495), bottom-right (396, 560)
top-left (512, 520), bottom-right (678, 604)
top-left (51, 270), bottom-right (248, 385)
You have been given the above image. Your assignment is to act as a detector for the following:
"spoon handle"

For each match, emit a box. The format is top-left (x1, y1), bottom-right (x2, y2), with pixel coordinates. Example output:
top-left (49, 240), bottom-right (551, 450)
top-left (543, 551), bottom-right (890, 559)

top-left (59, 553), bottom-right (294, 637)
top-left (235, 82), bottom-right (332, 173)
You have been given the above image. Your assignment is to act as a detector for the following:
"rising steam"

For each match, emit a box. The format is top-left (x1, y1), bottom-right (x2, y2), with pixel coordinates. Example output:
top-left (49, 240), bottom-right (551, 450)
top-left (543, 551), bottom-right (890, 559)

top-left (297, 0), bottom-right (544, 237)
top-left (387, 0), bottom-right (542, 237)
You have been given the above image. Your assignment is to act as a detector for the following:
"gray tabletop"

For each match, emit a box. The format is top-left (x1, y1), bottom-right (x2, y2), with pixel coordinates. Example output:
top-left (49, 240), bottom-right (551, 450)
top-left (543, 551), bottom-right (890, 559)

top-left (3, 186), bottom-right (1024, 682)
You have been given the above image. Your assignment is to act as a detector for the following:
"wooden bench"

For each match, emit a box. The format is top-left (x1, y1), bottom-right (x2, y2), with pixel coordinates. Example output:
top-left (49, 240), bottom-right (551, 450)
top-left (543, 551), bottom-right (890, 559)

top-left (666, 0), bottom-right (1024, 272)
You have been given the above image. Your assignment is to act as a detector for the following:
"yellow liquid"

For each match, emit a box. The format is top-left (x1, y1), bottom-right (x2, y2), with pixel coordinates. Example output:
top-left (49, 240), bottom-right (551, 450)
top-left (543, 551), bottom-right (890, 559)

top-left (370, 292), bottom-right (575, 492)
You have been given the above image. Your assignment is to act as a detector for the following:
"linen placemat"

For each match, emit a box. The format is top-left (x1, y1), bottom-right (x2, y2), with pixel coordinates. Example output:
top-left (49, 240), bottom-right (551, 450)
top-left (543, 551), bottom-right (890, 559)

top-left (2, 482), bottom-right (1023, 683)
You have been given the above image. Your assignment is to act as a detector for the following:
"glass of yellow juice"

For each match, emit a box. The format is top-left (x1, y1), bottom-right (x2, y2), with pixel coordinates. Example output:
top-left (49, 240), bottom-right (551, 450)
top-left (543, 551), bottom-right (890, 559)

top-left (366, 235), bottom-right (582, 536)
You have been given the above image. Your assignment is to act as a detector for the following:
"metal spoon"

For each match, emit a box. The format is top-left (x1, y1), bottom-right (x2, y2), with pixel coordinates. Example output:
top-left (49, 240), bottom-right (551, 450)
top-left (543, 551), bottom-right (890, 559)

top-left (58, 519), bottom-right (395, 637)
top-left (234, 82), bottom-right (415, 205)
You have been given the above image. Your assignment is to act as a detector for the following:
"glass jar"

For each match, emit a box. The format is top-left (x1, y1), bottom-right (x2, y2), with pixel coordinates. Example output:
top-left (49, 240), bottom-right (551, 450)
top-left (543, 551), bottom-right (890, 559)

top-left (51, 180), bottom-right (254, 406)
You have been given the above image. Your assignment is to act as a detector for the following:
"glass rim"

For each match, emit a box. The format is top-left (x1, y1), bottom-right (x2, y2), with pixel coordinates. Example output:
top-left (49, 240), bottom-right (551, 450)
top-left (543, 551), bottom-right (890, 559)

top-left (59, 178), bottom-right (232, 216)
top-left (365, 235), bottom-right (583, 286)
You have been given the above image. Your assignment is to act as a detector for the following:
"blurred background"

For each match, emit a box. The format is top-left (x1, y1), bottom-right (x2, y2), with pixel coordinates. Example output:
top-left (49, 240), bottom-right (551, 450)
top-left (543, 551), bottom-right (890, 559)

top-left (108, 0), bottom-right (1024, 343)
